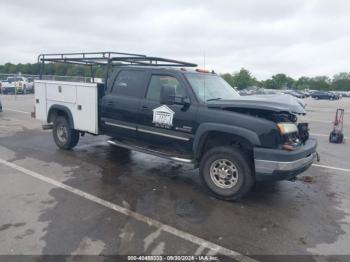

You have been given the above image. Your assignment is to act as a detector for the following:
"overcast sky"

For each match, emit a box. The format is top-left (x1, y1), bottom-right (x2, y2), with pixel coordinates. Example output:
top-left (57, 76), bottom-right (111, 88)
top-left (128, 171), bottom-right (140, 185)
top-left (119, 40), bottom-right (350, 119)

top-left (0, 0), bottom-right (349, 79)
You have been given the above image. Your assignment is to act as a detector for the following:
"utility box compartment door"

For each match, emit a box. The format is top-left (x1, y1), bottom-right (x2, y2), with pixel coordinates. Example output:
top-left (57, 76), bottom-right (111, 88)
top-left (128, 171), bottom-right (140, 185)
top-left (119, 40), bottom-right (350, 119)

top-left (46, 82), bottom-right (76, 103)
top-left (34, 81), bottom-right (47, 122)
top-left (75, 84), bottom-right (99, 134)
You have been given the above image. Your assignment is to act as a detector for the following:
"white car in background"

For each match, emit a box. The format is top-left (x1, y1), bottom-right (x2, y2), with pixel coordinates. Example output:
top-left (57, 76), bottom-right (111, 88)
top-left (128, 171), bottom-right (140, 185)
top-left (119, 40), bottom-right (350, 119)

top-left (15, 76), bottom-right (34, 94)
top-left (0, 77), bottom-right (16, 94)
top-left (1, 76), bottom-right (34, 94)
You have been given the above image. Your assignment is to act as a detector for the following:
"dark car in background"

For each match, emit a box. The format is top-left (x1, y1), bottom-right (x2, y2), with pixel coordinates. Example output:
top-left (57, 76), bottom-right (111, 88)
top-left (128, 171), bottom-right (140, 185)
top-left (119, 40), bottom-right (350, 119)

top-left (283, 90), bottom-right (306, 99)
top-left (311, 91), bottom-right (339, 100)
top-left (297, 90), bottom-right (310, 97)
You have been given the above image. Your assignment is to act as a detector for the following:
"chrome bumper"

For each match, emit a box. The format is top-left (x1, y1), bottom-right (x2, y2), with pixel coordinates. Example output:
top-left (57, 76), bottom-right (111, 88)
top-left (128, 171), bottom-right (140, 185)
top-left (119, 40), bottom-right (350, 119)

top-left (255, 152), bottom-right (317, 174)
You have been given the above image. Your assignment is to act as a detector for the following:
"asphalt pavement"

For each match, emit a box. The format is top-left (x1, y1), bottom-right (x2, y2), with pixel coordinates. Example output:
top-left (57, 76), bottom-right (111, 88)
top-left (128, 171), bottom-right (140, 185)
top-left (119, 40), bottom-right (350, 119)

top-left (0, 94), bottom-right (349, 261)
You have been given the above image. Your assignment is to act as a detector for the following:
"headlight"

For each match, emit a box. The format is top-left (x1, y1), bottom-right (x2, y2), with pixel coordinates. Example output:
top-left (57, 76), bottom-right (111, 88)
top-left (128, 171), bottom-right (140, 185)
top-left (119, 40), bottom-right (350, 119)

top-left (277, 123), bottom-right (298, 135)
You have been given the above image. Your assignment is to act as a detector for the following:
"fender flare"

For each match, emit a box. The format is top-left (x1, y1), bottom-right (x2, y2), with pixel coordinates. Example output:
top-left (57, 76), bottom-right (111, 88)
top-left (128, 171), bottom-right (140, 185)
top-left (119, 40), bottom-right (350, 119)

top-left (193, 122), bottom-right (261, 159)
top-left (47, 105), bottom-right (75, 129)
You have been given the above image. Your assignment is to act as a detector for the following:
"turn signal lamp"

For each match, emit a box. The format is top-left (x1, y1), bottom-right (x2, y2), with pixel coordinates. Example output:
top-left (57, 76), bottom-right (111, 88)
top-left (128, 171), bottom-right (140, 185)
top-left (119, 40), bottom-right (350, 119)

top-left (196, 68), bottom-right (210, 73)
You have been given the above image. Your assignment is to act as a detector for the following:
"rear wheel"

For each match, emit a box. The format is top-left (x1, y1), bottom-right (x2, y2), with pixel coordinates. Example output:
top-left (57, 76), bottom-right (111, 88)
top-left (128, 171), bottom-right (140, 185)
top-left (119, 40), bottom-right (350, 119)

top-left (199, 146), bottom-right (254, 200)
top-left (53, 116), bottom-right (79, 150)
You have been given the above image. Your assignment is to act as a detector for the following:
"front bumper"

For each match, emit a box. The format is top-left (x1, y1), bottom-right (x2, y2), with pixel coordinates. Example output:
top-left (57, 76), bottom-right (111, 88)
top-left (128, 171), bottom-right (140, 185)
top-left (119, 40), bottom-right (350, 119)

top-left (254, 137), bottom-right (317, 181)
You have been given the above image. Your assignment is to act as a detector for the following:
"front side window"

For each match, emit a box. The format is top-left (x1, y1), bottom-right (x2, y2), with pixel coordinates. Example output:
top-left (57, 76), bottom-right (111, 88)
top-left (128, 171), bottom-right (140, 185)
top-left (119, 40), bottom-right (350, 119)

top-left (146, 75), bottom-right (185, 101)
top-left (112, 70), bottom-right (146, 98)
top-left (185, 73), bottom-right (240, 102)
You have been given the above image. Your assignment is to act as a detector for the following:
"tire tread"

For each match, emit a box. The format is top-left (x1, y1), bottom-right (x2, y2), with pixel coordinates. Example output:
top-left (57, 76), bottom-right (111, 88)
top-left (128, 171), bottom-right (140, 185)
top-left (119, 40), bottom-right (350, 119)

top-left (199, 146), bottom-right (254, 200)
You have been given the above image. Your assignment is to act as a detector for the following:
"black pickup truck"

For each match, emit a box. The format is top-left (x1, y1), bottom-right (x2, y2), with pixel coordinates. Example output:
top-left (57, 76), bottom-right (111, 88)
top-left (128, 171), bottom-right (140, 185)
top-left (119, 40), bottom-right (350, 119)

top-left (35, 52), bottom-right (318, 200)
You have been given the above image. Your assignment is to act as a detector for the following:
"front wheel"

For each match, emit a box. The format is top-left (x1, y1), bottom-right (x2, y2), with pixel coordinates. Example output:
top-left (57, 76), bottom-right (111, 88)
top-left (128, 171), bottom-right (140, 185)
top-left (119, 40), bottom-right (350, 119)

top-left (199, 146), bottom-right (254, 200)
top-left (53, 116), bottom-right (79, 150)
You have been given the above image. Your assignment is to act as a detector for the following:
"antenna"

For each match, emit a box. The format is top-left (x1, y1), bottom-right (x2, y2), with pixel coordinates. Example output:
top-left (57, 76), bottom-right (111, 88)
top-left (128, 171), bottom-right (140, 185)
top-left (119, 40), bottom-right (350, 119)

top-left (203, 51), bottom-right (206, 69)
top-left (203, 51), bottom-right (206, 101)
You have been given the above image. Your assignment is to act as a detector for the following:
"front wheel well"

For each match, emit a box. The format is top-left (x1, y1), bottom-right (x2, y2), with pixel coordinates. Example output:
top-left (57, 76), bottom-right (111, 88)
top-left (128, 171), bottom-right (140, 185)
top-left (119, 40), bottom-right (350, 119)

top-left (198, 131), bottom-right (254, 161)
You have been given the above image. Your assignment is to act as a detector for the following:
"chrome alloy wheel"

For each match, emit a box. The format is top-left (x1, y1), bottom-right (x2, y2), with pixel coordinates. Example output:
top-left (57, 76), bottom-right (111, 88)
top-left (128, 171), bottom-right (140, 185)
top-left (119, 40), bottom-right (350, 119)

top-left (57, 123), bottom-right (68, 143)
top-left (209, 159), bottom-right (239, 189)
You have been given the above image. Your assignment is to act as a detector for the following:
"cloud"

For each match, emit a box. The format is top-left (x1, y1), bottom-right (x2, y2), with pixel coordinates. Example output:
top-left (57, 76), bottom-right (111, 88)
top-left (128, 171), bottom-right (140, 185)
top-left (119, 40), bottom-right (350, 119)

top-left (0, 0), bottom-right (349, 79)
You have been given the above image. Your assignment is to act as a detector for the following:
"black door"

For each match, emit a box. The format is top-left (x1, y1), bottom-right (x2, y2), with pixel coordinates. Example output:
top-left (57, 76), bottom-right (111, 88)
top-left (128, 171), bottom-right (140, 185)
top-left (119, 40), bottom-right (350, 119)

top-left (138, 74), bottom-right (198, 154)
top-left (101, 69), bottom-right (147, 139)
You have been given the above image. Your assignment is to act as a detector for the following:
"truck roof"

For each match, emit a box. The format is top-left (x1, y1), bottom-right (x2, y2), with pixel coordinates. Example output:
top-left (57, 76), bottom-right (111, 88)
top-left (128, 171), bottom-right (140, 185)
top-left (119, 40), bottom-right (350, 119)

top-left (110, 65), bottom-right (217, 75)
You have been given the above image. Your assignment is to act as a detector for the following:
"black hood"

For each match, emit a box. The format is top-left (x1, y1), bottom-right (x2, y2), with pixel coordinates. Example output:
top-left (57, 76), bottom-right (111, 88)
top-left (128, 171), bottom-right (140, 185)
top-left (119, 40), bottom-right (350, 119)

top-left (207, 94), bottom-right (306, 115)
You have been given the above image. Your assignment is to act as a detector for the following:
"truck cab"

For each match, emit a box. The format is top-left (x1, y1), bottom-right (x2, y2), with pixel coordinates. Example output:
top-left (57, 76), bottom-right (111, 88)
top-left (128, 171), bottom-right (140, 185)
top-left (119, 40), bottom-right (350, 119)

top-left (101, 67), bottom-right (199, 156)
top-left (34, 52), bottom-right (318, 200)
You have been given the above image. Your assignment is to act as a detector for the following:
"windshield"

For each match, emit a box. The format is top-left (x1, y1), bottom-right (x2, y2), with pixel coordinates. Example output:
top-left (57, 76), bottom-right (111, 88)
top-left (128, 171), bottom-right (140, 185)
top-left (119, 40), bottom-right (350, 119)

top-left (185, 73), bottom-right (240, 102)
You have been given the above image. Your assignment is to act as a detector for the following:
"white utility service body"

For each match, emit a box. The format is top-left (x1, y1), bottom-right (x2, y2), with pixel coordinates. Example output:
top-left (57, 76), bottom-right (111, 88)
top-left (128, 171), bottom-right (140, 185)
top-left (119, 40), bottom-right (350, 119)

top-left (34, 80), bottom-right (99, 134)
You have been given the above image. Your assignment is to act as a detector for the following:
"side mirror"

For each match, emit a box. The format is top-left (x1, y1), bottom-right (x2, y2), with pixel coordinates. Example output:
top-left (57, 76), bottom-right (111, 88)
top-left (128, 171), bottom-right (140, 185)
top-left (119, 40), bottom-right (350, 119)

top-left (160, 85), bottom-right (176, 105)
top-left (180, 96), bottom-right (190, 105)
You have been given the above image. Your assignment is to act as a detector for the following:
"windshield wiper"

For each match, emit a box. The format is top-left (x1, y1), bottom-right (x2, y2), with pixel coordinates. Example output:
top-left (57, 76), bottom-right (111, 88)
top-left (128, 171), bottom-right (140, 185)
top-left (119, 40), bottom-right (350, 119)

top-left (206, 98), bottom-right (222, 102)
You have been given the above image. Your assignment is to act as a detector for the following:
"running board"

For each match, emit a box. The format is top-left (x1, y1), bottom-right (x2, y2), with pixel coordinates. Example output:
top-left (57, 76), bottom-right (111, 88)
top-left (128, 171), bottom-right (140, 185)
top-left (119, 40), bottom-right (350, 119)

top-left (107, 139), bottom-right (194, 164)
top-left (42, 124), bottom-right (53, 130)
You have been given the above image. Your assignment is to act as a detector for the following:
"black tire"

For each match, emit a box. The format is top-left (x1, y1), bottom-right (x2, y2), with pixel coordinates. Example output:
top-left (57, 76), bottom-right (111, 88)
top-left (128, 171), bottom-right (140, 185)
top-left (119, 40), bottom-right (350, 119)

top-left (52, 116), bottom-right (79, 150)
top-left (314, 96), bottom-right (319, 100)
top-left (199, 146), bottom-right (254, 200)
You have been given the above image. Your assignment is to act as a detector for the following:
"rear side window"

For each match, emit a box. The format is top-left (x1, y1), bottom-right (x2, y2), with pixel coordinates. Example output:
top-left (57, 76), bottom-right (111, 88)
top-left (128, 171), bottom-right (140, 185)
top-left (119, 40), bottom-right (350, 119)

top-left (112, 70), bottom-right (146, 98)
top-left (146, 75), bottom-right (185, 101)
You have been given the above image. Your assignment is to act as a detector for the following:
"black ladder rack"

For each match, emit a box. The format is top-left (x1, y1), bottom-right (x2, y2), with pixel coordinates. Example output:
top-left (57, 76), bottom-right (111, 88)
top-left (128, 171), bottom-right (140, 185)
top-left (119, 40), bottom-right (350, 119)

top-left (38, 52), bottom-right (197, 67)
top-left (38, 51), bottom-right (197, 81)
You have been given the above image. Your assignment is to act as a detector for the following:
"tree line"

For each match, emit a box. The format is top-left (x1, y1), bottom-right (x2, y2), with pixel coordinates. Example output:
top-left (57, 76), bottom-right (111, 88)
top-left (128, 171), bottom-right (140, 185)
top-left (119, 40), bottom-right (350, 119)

top-left (1, 62), bottom-right (350, 91)
top-left (0, 62), bottom-right (105, 79)
top-left (221, 68), bottom-right (350, 91)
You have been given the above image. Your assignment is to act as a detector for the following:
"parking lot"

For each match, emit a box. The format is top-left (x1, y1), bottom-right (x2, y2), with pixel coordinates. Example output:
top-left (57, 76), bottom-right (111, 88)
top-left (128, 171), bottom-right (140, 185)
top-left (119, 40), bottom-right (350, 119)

top-left (0, 94), bottom-right (349, 260)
